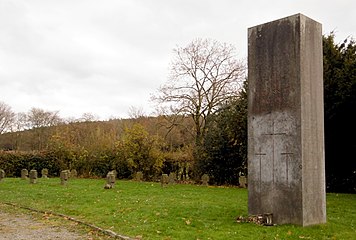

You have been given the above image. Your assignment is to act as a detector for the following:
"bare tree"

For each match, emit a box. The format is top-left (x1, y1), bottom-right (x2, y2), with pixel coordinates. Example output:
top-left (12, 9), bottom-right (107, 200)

top-left (22, 108), bottom-right (62, 150)
top-left (79, 112), bottom-right (99, 122)
top-left (128, 106), bottom-right (146, 119)
top-left (26, 108), bottom-right (62, 129)
top-left (0, 101), bottom-right (15, 134)
top-left (13, 112), bottom-right (29, 131)
top-left (153, 38), bottom-right (246, 145)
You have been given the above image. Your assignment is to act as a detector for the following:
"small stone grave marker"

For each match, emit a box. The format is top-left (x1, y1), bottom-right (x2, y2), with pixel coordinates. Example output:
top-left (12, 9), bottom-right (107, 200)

top-left (239, 176), bottom-right (247, 188)
top-left (104, 171), bottom-right (116, 189)
top-left (60, 170), bottom-right (69, 185)
top-left (111, 170), bottom-right (117, 177)
top-left (29, 170), bottom-right (38, 184)
top-left (41, 168), bottom-right (48, 178)
top-left (134, 171), bottom-right (143, 182)
top-left (168, 172), bottom-right (177, 184)
top-left (0, 169), bottom-right (5, 182)
top-left (201, 174), bottom-right (210, 186)
top-left (70, 169), bottom-right (78, 178)
top-left (161, 174), bottom-right (169, 187)
top-left (21, 169), bottom-right (28, 180)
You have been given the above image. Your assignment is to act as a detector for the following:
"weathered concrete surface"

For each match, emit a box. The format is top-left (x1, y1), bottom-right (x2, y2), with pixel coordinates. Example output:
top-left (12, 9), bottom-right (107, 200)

top-left (248, 13), bottom-right (326, 226)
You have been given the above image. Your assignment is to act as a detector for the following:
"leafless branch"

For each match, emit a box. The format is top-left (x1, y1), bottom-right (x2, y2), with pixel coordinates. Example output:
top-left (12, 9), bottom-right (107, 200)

top-left (152, 38), bottom-right (246, 145)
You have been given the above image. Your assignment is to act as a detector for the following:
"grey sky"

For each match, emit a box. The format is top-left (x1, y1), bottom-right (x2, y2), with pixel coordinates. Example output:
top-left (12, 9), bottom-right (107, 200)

top-left (0, 0), bottom-right (354, 120)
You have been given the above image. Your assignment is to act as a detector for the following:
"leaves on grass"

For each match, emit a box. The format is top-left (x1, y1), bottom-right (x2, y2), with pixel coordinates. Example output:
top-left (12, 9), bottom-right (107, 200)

top-left (42, 212), bottom-right (52, 220)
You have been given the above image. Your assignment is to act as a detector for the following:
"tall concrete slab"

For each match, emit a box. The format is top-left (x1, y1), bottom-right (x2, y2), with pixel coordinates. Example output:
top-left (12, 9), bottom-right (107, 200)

top-left (247, 14), bottom-right (326, 226)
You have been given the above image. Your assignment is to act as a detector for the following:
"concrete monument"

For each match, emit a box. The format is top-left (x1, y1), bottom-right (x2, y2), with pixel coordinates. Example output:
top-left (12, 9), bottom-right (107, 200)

top-left (248, 14), bottom-right (326, 226)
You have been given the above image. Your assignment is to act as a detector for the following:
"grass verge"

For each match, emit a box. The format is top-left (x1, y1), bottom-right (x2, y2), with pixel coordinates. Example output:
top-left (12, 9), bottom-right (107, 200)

top-left (0, 178), bottom-right (355, 239)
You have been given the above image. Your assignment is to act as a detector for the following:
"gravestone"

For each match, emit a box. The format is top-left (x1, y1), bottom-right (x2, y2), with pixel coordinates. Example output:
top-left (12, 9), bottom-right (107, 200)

top-left (104, 171), bottom-right (116, 189)
top-left (29, 170), bottom-right (38, 184)
top-left (21, 169), bottom-right (28, 180)
top-left (41, 168), bottom-right (48, 178)
top-left (60, 170), bottom-right (69, 185)
top-left (63, 169), bottom-right (71, 179)
top-left (134, 171), bottom-right (143, 182)
top-left (0, 169), bottom-right (5, 182)
top-left (70, 169), bottom-right (78, 178)
top-left (248, 14), bottom-right (326, 226)
top-left (168, 172), bottom-right (177, 184)
top-left (160, 174), bottom-right (169, 187)
top-left (239, 176), bottom-right (247, 188)
top-left (111, 170), bottom-right (117, 177)
top-left (201, 174), bottom-right (210, 186)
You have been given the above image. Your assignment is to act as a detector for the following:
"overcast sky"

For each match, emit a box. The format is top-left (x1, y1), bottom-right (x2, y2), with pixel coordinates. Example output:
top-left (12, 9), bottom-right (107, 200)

top-left (1, 0), bottom-right (355, 120)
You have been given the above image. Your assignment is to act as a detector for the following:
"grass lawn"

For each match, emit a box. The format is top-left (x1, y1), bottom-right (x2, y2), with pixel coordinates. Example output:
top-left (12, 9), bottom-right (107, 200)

top-left (0, 178), bottom-right (355, 239)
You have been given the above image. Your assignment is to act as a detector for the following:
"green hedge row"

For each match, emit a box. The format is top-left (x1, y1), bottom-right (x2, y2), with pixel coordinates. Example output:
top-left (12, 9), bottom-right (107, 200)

top-left (0, 151), bottom-right (61, 177)
top-left (0, 151), bottom-right (177, 180)
top-left (0, 151), bottom-right (129, 178)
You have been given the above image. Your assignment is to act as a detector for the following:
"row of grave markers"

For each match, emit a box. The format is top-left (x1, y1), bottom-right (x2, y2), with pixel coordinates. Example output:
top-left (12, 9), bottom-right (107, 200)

top-left (0, 168), bottom-right (247, 188)
top-left (0, 168), bottom-right (78, 184)
top-left (132, 171), bottom-right (212, 186)
top-left (105, 172), bottom-right (218, 189)
top-left (105, 172), bottom-right (213, 189)
top-left (0, 168), bottom-right (115, 188)
top-left (107, 172), bottom-right (248, 188)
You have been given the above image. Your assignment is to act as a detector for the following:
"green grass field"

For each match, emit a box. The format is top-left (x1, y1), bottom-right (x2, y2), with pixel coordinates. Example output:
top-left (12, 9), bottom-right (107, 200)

top-left (0, 178), bottom-right (355, 239)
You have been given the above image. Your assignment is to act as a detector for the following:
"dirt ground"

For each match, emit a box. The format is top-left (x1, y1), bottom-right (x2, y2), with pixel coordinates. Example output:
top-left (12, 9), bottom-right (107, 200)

top-left (0, 211), bottom-right (85, 240)
top-left (0, 205), bottom-right (113, 240)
